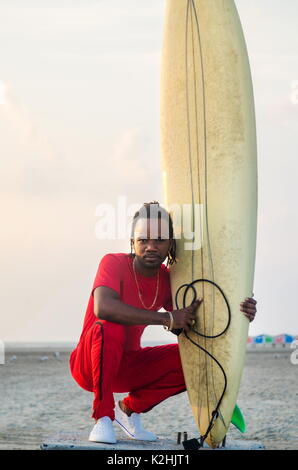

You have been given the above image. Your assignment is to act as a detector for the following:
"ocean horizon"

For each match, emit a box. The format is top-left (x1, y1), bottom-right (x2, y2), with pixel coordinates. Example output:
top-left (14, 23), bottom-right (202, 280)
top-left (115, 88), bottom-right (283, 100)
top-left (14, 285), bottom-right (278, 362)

top-left (2, 339), bottom-right (294, 354)
top-left (3, 339), bottom-right (173, 354)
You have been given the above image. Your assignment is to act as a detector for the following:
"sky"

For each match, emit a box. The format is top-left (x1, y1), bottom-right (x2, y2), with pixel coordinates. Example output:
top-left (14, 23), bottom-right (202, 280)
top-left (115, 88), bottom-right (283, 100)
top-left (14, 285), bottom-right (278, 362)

top-left (0, 0), bottom-right (297, 343)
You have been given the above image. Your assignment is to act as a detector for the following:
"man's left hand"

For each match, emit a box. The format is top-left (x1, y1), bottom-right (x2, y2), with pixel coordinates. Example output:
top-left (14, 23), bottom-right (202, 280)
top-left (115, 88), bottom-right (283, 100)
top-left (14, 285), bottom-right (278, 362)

top-left (240, 294), bottom-right (257, 322)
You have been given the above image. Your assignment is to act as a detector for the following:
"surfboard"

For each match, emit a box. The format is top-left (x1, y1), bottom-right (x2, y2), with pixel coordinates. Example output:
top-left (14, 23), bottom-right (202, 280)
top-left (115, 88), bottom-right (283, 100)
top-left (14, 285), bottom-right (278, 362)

top-left (160, 0), bottom-right (257, 448)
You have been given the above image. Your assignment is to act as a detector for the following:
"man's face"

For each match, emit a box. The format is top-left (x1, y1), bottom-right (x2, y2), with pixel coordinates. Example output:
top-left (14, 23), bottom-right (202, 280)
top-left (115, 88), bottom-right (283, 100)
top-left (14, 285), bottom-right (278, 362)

top-left (132, 217), bottom-right (172, 269)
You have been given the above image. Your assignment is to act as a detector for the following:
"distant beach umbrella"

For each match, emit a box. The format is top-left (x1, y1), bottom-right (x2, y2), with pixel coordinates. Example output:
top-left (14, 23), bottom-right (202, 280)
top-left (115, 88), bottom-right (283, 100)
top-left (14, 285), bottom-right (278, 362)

top-left (265, 335), bottom-right (273, 343)
top-left (274, 334), bottom-right (284, 344)
top-left (254, 334), bottom-right (265, 344)
top-left (284, 334), bottom-right (294, 344)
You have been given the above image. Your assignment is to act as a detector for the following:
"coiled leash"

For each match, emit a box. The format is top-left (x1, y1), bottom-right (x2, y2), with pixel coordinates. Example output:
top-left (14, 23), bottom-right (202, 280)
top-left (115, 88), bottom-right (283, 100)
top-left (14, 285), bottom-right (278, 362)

top-left (174, 279), bottom-right (231, 450)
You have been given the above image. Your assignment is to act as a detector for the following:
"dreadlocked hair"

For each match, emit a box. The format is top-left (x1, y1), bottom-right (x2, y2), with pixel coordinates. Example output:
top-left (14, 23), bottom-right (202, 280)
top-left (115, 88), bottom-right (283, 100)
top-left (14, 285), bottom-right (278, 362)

top-left (130, 201), bottom-right (176, 266)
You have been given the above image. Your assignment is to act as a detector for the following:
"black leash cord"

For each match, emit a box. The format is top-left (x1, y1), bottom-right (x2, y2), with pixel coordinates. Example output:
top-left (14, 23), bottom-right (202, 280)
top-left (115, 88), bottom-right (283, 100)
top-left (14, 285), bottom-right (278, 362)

top-left (175, 279), bottom-right (231, 449)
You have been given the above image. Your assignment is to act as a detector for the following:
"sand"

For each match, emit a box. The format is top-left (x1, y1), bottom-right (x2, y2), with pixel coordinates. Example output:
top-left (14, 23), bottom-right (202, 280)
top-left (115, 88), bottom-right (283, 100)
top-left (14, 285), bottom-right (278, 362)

top-left (0, 345), bottom-right (297, 450)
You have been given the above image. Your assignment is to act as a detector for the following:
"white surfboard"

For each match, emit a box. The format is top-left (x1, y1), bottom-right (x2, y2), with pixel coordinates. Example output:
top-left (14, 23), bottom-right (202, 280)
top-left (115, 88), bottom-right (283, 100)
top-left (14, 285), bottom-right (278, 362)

top-left (160, 0), bottom-right (257, 448)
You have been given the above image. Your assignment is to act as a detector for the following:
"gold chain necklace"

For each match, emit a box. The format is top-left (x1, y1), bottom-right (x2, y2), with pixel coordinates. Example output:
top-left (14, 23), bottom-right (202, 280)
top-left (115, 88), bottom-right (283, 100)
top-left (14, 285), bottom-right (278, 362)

top-left (132, 258), bottom-right (160, 309)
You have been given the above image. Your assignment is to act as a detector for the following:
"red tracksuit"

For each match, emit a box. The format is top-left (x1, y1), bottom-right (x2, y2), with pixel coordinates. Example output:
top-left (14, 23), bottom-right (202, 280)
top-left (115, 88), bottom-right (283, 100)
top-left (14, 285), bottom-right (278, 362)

top-left (69, 253), bottom-right (186, 420)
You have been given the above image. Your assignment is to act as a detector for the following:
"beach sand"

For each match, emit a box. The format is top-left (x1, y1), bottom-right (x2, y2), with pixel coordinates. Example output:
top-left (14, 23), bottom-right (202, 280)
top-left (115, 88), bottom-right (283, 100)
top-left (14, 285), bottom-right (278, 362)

top-left (0, 346), bottom-right (297, 450)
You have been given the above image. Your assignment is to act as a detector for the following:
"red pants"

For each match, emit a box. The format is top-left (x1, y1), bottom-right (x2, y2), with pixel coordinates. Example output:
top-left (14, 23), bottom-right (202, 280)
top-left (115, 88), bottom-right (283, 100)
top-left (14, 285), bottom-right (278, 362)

top-left (70, 321), bottom-right (186, 420)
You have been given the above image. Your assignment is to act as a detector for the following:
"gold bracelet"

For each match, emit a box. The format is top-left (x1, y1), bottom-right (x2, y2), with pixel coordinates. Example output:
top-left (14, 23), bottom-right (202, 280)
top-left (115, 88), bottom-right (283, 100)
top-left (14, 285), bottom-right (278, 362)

top-left (163, 311), bottom-right (174, 331)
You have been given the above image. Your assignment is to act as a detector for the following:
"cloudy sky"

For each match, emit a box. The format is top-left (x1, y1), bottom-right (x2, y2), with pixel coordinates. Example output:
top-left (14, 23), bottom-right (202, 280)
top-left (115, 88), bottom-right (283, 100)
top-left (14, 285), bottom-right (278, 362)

top-left (0, 0), bottom-right (297, 343)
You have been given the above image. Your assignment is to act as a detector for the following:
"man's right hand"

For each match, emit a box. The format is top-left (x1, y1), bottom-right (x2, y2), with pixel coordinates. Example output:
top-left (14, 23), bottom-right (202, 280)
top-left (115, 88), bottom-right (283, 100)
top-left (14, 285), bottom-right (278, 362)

top-left (171, 298), bottom-right (203, 332)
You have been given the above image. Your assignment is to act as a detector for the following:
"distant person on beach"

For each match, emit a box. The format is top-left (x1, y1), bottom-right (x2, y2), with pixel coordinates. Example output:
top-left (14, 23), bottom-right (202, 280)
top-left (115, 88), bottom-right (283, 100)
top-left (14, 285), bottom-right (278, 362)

top-left (69, 201), bottom-right (257, 444)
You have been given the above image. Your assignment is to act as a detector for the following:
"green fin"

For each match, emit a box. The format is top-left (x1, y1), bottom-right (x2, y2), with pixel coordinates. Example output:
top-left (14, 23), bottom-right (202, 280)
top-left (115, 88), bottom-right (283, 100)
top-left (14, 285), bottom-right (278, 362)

top-left (231, 404), bottom-right (246, 433)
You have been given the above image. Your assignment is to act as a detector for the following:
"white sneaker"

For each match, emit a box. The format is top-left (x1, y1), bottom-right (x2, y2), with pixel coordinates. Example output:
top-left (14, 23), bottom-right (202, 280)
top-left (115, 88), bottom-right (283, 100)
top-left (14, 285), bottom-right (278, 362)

top-left (88, 416), bottom-right (117, 444)
top-left (114, 401), bottom-right (157, 441)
